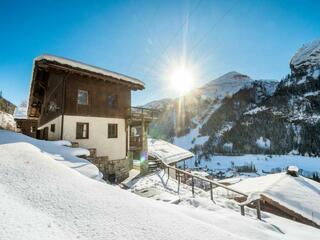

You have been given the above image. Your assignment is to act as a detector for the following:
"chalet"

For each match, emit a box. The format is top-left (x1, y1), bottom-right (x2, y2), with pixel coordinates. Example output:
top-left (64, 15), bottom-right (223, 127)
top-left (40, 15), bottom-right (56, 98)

top-left (27, 54), bottom-right (157, 182)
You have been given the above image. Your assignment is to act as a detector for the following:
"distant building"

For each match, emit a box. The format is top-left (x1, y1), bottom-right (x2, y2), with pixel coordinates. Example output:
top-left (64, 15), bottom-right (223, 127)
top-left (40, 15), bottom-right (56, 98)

top-left (27, 55), bottom-right (157, 182)
top-left (0, 95), bottom-right (16, 115)
top-left (14, 103), bottom-right (38, 138)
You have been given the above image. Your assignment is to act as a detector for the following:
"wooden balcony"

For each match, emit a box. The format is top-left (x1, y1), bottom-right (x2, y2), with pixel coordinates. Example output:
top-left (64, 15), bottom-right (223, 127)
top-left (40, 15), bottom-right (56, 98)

top-left (127, 107), bottom-right (159, 123)
top-left (129, 136), bottom-right (142, 151)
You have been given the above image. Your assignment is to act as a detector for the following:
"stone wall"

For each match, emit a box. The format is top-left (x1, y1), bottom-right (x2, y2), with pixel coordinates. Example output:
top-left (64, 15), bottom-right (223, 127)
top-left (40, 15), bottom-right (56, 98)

top-left (95, 156), bottom-right (130, 183)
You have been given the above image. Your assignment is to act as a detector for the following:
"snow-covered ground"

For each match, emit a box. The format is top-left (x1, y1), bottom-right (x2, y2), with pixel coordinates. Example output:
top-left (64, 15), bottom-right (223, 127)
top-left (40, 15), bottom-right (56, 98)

top-left (2, 143), bottom-right (319, 239)
top-left (130, 170), bottom-right (320, 239)
top-left (0, 130), bottom-right (102, 180)
top-left (0, 111), bottom-right (16, 131)
top-left (180, 154), bottom-right (320, 177)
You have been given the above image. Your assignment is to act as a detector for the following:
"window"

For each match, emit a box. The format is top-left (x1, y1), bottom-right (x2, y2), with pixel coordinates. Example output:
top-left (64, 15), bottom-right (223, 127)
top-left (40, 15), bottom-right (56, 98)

top-left (107, 95), bottom-right (118, 108)
top-left (76, 123), bottom-right (89, 139)
top-left (30, 126), bottom-right (36, 133)
top-left (50, 124), bottom-right (55, 132)
top-left (77, 90), bottom-right (88, 105)
top-left (108, 124), bottom-right (118, 138)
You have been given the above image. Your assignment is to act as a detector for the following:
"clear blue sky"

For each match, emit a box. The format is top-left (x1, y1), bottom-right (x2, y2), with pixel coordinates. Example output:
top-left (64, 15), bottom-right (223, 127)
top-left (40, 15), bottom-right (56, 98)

top-left (0, 0), bottom-right (319, 106)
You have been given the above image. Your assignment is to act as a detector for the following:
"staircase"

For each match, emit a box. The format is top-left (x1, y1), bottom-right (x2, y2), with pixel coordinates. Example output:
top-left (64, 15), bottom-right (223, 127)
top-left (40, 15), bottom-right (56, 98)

top-left (148, 158), bottom-right (162, 172)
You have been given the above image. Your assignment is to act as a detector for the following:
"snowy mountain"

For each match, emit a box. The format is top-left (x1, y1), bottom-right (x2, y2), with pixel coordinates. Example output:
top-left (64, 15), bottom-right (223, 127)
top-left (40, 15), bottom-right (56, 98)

top-left (147, 39), bottom-right (320, 158)
top-left (198, 71), bottom-right (253, 100)
top-left (290, 39), bottom-right (320, 75)
top-left (146, 72), bottom-right (278, 146)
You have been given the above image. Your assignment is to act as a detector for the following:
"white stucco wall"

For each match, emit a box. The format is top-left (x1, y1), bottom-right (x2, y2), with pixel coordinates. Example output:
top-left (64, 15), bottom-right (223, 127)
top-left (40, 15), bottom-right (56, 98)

top-left (38, 116), bottom-right (62, 140)
top-left (63, 115), bottom-right (126, 160)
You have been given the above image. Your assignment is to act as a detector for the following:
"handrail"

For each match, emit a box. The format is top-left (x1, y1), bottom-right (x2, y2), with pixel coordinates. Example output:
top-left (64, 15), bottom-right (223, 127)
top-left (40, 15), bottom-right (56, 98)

top-left (161, 162), bottom-right (262, 220)
top-left (162, 162), bottom-right (248, 197)
top-left (127, 107), bottom-right (160, 119)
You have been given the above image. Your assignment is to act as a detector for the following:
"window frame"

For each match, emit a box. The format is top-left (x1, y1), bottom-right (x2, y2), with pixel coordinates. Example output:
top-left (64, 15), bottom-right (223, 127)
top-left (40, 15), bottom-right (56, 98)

top-left (77, 89), bottom-right (89, 105)
top-left (107, 94), bottom-right (118, 108)
top-left (108, 123), bottom-right (118, 139)
top-left (50, 124), bottom-right (55, 133)
top-left (76, 122), bottom-right (89, 139)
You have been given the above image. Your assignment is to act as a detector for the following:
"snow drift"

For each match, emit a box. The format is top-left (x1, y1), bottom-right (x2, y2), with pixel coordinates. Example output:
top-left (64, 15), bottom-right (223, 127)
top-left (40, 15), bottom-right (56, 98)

top-left (0, 130), bottom-right (101, 180)
top-left (0, 142), bottom-right (318, 239)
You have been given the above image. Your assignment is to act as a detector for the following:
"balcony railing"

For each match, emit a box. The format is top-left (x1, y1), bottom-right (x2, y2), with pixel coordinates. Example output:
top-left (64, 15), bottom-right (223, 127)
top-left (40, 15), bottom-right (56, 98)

top-left (129, 136), bottom-right (142, 150)
top-left (127, 107), bottom-right (160, 121)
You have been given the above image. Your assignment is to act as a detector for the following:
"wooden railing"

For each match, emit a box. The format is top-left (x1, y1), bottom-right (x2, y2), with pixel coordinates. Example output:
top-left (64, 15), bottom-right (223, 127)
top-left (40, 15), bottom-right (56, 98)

top-left (127, 107), bottom-right (160, 120)
top-left (161, 162), bottom-right (262, 220)
top-left (130, 136), bottom-right (142, 149)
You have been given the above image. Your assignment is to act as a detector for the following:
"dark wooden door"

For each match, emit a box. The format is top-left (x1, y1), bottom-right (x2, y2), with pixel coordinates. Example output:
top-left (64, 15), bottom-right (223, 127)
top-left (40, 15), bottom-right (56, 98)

top-left (43, 127), bottom-right (49, 140)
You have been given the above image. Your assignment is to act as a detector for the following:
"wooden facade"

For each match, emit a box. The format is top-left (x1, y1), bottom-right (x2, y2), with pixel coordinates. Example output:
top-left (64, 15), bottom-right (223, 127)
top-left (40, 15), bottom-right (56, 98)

top-left (28, 56), bottom-right (143, 139)
top-left (27, 55), bottom-right (158, 182)
top-left (15, 119), bottom-right (39, 139)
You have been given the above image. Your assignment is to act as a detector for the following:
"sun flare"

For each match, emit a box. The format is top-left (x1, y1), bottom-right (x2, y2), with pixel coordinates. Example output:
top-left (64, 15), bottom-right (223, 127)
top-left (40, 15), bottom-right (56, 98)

top-left (170, 66), bottom-right (194, 95)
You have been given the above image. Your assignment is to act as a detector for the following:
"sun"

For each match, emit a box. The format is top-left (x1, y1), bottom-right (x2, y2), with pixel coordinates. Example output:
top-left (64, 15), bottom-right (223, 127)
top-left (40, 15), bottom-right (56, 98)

top-left (170, 66), bottom-right (194, 95)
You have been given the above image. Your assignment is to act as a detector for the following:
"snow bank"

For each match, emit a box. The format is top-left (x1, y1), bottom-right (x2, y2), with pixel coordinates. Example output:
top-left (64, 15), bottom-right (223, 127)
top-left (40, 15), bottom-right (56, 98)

top-left (231, 172), bottom-right (320, 225)
top-left (0, 130), bottom-right (101, 180)
top-left (1, 142), bottom-right (310, 240)
top-left (148, 138), bottom-right (194, 164)
top-left (0, 111), bottom-right (16, 131)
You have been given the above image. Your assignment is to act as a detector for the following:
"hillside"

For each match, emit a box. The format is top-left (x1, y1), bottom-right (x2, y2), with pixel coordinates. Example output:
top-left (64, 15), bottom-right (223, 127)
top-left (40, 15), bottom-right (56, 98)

top-left (146, 71), bottom-right (277, 142)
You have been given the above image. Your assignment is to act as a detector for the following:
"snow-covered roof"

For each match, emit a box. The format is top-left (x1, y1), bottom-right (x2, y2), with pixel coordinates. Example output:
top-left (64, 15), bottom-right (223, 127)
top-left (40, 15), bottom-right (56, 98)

top-left (35, 54), bottom-right (145, 88)
top-left (148, 138), bottom-right (194, 164)
top-left (231, 172), bottom-right (320, 225)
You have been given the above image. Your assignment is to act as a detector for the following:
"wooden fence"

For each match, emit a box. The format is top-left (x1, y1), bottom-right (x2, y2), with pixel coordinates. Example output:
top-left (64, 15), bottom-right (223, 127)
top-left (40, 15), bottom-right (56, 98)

top-left (161, 162), bottom-right (262, 220)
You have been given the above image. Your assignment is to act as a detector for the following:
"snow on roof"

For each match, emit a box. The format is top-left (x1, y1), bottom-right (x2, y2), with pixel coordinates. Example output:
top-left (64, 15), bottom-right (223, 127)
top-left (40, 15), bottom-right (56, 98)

top-left (35, 54), bottom-right (145, 88)
top-left (0, 130), bottom-right (102, 180)
top-left (231, 172), bottom-right (320, 225)
top-left (148, 138), bottom-right (194, 164)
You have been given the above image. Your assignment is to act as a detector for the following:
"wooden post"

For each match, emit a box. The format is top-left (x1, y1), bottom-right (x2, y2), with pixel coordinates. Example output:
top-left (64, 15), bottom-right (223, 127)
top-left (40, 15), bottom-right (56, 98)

top-left (167, 167), bottom-right (170, 178)
top-left (210, 182), bottom-right (213, 201)
top-left (192, 176), bottom-right (195, 197)
top-left (256, 200), bottom-right (261, 220)
top-left (178, 173), bottom-right (180, 193)
top-left (240, 205), bottom-right (245, 216)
